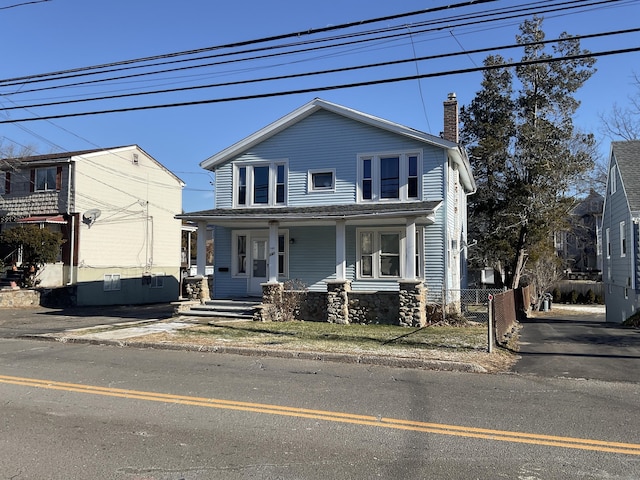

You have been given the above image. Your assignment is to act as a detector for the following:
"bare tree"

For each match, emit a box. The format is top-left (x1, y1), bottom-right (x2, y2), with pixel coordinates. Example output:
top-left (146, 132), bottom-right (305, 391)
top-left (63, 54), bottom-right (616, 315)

top-left (600, 72), bottom-right (640, 141)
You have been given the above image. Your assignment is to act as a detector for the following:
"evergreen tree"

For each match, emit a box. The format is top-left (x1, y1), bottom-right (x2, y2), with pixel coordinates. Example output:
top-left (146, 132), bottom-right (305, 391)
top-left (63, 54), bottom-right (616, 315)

top-left (460, 17), bottom-right (596, 288)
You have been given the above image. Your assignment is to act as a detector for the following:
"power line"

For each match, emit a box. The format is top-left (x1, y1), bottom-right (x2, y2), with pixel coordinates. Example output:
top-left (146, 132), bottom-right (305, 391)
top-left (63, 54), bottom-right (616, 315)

top-left (0, 0), bottom-right (50, 10)
top-left (0, 0), bottom-right (624, 95)
top-left (3, 27), bottom-right (637, 113)
top-left (0, 0), bottom-right (500, 85)
top-left (1, 46), bottom-right (636, 125)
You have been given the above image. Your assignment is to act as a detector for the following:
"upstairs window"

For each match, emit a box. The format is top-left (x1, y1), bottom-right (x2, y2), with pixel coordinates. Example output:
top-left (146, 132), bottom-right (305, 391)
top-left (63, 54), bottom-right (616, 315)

top-left (32, 166), bottom-right (61, 192)
top-left (620, 221), bottom-right (627, 257)
top-left (358, 152), bottom-right (421, 202)
top-left (235, 161), bottom-right (287, 207)
top-left (610, 165), bottom-right (617, 195)
top-left (308, 170), bottom-right (335, 192)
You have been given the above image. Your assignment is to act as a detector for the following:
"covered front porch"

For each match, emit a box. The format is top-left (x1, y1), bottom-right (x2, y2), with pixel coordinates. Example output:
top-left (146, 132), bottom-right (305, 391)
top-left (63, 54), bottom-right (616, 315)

top-left (178, 201), bottom-right (441, 326)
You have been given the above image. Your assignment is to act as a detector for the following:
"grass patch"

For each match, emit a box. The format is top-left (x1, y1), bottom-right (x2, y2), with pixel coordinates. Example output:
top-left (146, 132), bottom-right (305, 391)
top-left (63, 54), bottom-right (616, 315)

top-left (172, 321), bottom-right (488, 353)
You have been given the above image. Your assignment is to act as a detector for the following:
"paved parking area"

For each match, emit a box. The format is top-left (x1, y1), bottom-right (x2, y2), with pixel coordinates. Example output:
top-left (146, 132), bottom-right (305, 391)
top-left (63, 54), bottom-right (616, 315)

top-left (513, 305), bottom-right (640, 383)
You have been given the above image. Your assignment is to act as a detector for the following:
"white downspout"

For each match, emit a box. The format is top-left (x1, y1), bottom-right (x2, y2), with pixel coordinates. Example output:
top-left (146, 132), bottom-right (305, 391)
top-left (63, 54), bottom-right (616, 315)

top-left (66, 162), bottom-right (75, 285)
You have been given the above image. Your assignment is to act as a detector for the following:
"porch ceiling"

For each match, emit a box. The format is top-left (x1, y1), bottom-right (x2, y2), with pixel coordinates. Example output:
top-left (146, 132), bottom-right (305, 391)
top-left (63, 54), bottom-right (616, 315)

top-left (178, 201), bottom-right (442, 227)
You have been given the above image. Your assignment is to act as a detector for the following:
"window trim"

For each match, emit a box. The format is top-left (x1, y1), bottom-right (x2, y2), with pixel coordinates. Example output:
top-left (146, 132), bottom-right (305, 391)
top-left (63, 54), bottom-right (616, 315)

top-left (104, 273), bottom-right (121, 292)
top-left (308, 169), bottom-right (336, 193)
top-left (620, 221), bottom-right (626, 257)
top-left (610, 165), bottom-right (617, 195)
top-left (357, 151), bottom-right (422, 202)
top-left (356, 227), bottom-right (416, 280)
top-left (150, 274), bottom-right (165, 289)
top-left (606, 228), bottom-right (611, 259)
top-left (233, 160), bottom-right (288, 207)
top-left (33, 166), bottom-right (61, 192)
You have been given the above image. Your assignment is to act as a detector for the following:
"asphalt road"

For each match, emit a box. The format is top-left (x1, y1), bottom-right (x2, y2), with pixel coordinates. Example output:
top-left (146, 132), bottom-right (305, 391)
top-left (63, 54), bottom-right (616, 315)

top-left (1, 338), bottom-right (639, 479)
top-left (513, 305), bottom-right (640, 383)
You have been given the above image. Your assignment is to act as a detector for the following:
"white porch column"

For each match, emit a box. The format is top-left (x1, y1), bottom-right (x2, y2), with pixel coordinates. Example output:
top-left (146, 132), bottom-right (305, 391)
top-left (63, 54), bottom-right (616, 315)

top-left (196, 221), bottom-right (207, 276)
top-left (335, 219), bottom-right (346, 280)
top-left (405, 217), bottom-right (416, 279)
top-left (268, 220), bottom-right (279, 283)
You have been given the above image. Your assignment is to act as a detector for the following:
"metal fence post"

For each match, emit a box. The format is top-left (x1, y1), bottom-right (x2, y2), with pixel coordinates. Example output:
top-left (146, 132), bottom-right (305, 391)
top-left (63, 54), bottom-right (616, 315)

top-left (487, 294), bottom-right (494, 353)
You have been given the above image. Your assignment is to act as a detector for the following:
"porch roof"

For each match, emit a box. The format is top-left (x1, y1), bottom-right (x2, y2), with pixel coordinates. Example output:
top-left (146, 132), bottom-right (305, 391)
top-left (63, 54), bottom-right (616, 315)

top-left (17, 214), bottom-right (67, 225)
top-left (178, 200), bottom-right (442, 227)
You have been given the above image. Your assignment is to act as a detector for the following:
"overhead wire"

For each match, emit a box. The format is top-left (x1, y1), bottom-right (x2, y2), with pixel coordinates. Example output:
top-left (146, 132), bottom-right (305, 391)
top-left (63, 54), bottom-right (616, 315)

top-left (0, 0), bottom-right (623, 94)
top-left (2, 27), bottom-right (637, 113)
top-left (0, 44), bottom-right (637, 124)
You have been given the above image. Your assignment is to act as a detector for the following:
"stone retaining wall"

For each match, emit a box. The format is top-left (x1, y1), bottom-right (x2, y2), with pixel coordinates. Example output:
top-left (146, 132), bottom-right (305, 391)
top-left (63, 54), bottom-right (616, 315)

top-left (261, 280), bottom-right (427, 326)
top-left (0, 289), bottom-right (41, 308)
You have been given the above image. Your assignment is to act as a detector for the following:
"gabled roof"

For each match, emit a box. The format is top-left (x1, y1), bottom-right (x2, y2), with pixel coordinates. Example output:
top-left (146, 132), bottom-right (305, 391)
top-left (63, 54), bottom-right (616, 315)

top-left (2, 147), bottom-right (122, 167)
top-left (1, 145), bottom-right (184, 186)
top-left (201, 98), bottom-right (475, 193)
top-left (611, 140), bottom-right (640, 214)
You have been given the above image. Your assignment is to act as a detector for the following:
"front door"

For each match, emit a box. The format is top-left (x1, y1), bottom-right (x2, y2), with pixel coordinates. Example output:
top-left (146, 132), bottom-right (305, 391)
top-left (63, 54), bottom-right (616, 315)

top-left (249, 238), bottom-right (268, 296)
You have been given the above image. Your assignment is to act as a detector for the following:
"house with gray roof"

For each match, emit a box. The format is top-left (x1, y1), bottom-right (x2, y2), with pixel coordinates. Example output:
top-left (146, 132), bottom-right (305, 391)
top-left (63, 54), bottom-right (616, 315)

top-left (602, 140), bottom-right (640, 322)
top-left (179, 96), bottom-right (476, 325)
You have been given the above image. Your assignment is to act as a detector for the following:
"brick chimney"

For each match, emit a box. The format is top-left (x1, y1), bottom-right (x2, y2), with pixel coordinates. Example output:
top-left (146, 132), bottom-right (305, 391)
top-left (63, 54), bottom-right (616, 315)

top-left (443, 92), bottom-right (458, 143)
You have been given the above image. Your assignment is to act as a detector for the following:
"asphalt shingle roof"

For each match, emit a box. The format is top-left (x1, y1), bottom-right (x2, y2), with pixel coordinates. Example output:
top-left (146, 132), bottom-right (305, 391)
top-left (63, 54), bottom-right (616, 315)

top-left (612, 140), bottom-right (640, 213)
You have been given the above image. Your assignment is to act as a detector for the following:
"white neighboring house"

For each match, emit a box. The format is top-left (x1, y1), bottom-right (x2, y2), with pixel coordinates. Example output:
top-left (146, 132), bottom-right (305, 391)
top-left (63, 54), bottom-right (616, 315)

top-left (0, 145), bottom-right (184, 306)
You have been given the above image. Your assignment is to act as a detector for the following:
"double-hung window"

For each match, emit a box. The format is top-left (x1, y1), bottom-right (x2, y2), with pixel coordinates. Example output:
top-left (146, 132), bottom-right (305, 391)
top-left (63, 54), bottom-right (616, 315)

top-left (358, 152), bottom-right (421, 201)
top-left (358, 229), bottom-right (403, 279)
top-left (235, 161), bottom-right (287, 206)
top-left (34, 167), bottom-right (59, 192)
top-left (620, 221), bottom-right (627, 257)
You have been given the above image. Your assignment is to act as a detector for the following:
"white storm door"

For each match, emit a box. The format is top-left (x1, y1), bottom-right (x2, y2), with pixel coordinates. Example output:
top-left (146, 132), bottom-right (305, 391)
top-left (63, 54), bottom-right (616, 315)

top-left (250, 238), bottom-right (268, 295)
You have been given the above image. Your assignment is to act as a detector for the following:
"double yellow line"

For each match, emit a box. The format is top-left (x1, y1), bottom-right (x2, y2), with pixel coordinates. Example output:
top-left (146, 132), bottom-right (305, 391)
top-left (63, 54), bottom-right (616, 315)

top-left (2, 374), bottom-right (639, 456)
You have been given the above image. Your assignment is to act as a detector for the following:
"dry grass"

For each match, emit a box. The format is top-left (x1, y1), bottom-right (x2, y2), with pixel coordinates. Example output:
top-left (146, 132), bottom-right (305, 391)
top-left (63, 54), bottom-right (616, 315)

top-left (132, 320), bottom-right (517, 373)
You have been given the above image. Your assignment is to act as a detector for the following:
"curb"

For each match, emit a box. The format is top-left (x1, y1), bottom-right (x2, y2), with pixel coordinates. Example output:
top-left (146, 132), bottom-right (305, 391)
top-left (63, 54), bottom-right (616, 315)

top-left (18, 334), bottom-right (487, 373)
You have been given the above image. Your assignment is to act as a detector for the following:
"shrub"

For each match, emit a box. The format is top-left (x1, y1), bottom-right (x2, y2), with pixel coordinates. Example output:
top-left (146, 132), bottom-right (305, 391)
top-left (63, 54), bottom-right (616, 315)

top-left (275, 279), bottom-right (308, 322)
top-left (570, 290), bottom-right (579, 304)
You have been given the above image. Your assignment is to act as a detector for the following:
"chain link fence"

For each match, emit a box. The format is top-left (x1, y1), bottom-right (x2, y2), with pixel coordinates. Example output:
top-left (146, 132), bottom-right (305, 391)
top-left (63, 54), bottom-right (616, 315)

top-left (442, 288), bottom-right (505, 323)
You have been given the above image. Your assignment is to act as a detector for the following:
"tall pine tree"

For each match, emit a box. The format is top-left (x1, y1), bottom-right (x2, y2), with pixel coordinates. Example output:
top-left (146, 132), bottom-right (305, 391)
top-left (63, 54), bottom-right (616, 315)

top-left (460, 17), bottom-right (596, 289)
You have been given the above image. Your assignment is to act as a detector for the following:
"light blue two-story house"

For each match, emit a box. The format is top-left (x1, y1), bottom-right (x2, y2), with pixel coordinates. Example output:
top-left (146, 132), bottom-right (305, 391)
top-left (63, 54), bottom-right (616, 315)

top-left (180, 96), bottom-right (475, 325)
top-left (602, 140), bottom-right (640, 323)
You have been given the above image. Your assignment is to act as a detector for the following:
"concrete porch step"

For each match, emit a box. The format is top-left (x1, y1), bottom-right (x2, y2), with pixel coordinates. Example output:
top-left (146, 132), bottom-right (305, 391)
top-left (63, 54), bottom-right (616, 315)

top-left (178, 299), bottom-right (261, 319)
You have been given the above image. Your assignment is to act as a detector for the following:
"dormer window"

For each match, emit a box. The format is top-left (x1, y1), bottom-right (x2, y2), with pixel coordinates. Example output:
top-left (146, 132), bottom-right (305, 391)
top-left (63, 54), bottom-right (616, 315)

top-left (358, 152), bottom-right (421, 202)
top-left (235, 161), bottom-right (287, 207)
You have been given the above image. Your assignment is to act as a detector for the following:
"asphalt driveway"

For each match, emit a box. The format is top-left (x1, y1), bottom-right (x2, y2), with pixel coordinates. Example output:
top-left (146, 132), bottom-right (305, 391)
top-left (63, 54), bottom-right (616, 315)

top-left (0, 303), bottom-right (176, 338)
top-left (513, 304), bottom-right (640, 383)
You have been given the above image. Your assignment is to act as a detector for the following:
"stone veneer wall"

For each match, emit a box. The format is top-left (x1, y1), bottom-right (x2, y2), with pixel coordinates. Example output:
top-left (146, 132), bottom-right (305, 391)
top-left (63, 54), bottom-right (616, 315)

top-left (348, 291), bottom-right (399, 325)
top-left (276, 289), bottom-right (415, 326)
top-left (0, 289), bottom-right (41, 307)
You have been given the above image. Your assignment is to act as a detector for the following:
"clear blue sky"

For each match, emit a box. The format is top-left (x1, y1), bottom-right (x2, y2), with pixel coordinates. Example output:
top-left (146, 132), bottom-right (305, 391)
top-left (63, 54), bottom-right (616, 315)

top-left (1, 0), bottom-right (639, 211)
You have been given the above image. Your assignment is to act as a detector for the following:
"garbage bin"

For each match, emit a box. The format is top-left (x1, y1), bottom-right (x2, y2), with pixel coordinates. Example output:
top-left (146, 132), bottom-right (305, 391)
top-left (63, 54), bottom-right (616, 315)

top-left (544, 292), bottom-right (552, 311)
top-left (542, 298), bottom-right (549, 311)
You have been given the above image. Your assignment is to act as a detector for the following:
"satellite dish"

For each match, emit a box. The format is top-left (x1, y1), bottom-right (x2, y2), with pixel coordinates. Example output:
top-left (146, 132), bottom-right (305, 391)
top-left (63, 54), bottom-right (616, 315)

top-left (82, 208), bottom-right (101, 227)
